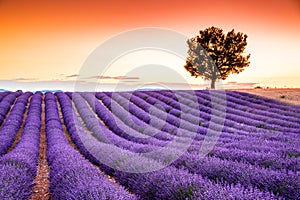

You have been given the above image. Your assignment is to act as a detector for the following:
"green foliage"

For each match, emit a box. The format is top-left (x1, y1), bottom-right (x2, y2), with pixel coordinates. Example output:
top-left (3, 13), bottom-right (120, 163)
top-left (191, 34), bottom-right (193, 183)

top-left (175, 112), bottom-right (181, 117)
top-left (257, 124), bottom-right (265, 129)
top-left (165, 107), bottom-right (171, 113)
top-left (184, 26), bottom-right (250, 89)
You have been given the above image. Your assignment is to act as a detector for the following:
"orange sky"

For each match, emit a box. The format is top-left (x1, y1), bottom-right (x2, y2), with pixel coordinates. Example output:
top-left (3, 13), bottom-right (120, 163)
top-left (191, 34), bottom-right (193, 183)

top-left (1, 0), bottom-right (299, 36)
top-left (0, 0), bottom-right (299, 90)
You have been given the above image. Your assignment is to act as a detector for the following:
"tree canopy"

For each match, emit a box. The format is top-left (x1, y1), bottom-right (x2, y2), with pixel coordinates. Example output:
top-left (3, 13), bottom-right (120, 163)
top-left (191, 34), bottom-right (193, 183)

top-left (184, 26), bottom-right (250, 89)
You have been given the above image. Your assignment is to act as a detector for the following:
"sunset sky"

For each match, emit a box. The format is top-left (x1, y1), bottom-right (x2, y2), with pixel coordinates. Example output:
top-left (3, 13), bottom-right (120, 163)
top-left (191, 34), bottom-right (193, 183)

top-left (0, 0), bottom-right (299, 91)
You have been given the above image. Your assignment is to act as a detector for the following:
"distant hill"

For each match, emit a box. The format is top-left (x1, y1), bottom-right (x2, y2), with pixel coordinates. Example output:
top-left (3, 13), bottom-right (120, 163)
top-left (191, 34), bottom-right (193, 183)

top-left (0, 89), bottom-right (65, 93)
top-left (135, 87), bottom-right (167, 91)
top-left (40, 90), bottom-right (64, 93)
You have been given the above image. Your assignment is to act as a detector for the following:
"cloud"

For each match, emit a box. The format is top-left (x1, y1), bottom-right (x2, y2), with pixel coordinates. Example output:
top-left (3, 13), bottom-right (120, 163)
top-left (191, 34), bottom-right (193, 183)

top-left (225, 82), bottom-right (259, 89)
top-left (121, 80), bottom-right (141, 83)
top-left (12, 78), bottom-right (37, 82)
top-left (85, 75), bottom-right (140, 80)
top-left (65, 74), bottom-right (80, 78)
top-left (114, 76), bottom-right (140, 80)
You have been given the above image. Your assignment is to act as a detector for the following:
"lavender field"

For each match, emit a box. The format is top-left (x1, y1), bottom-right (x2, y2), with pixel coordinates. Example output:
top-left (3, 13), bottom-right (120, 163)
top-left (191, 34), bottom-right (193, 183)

top-left (0, 90), bottom-right (299, 200)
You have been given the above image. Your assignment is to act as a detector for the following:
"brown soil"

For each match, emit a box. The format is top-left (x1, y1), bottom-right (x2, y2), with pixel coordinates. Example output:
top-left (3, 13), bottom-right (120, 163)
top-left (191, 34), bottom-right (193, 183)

top-left (232, 88), bottom-right (300, 106)
top-left (31, 100), bottom-right (51, 200)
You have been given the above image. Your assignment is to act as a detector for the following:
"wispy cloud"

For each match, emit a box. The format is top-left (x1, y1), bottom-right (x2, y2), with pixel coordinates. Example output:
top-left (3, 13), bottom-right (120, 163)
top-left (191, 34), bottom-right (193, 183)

top-left (12, 78), bottom-right (37, 82)
top-left (65, 74), bottom-right (80, 78)
top-left (114, 76), bottom-right (140, 80)
top-left (85, 75), bottom-right (140, 80)
top-left (121, 80), bottom-right (141, 83)
top-left (225, 81), bottom-right (258, 89)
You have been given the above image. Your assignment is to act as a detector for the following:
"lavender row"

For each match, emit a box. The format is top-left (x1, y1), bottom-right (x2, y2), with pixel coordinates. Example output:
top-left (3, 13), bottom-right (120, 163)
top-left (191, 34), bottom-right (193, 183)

top-left (161, 89), bottom-right (300, 119)
top-left (228, 90), bottom-right (300, 113)
top-left (70, 92), bottom-right (293, 198)
top-left (58, 92), bottom-right (279, 200)
top-left (122, 91), bottom-right (299, 170)
top-left (98, 92), bottom-right (229, 142)
top-left (0, 91), bottom-right (10, 102)
top-left (217, 91), bottom-right (299, 123)
top-left (77, 93), bottom-right (299, 198)
top-left (150, 89), bottom-right (300, 129)
top-left (211, 146), bottom-right (299, 171)
top-left (96, 92), bottom-right (299, 171)
top-left (148, 89), bottom-right (299, 130)
top-left (123, 91), bottom-right (261, 136)
top-left (112, 92), bottom-right (253, 144)
top-left (111, 92), bottom-right (298, 154)
top-left (89, 92), bottom-right (232, 153)
top-left (185, 90), bottom-right (300, 130)
top-left (0, 92), bottom-right (18, 126)
top-left (118, 91), bottom-right (299, 149)
top-left (74, 92), bottom-right (202, 156)
top-left (44, 92), bottom-right (135, 200)
top-left (193, 90), bottom-right (300, 132)
top-left (76, 92), bottom-right (169, 147)
top-left (0, 92), bottom-right (42, 199)
top-left (70, 93), bottom-right (233, 160)
top-left (84, 92), bottom-right (219, 146)
top-left (70, 92), bottom-right (163, 152)
top-left (138, 91), bottom-right (300, 151)
top-left (97, 91), bottom-right (299, 169)
top-left (131, 91), bottom-right (299, 145)
top-left (74, 92), bottom-right (229, 154)
top-left (119, 91), bottom-right (279, 139)
top-left (177, 89), bottom-right (299, 126)
top-left (135, 90), bottom-right (299, 135)
top-left (163, 89), bottom-right (299, 122)
top-left (223, 140), bottom-right (299, 157)
top-left (100, 91), bottom-right (300, 171)
top-left (0, 92), bottom-right (32, 156)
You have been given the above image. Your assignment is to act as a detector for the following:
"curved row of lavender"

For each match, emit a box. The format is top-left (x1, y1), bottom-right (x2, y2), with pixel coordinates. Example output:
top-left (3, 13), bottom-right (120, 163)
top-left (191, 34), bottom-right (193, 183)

top-left (120, 91), bottom-right (299, 168)
top-left (0, 92), bottom-right (19, 126)
top-left (57, 92), bottom-right (280, 199)
top-left (0, 92), bottom-right (8, 102)
top-left (79, 91), bottom-right (298, 199)
top-left (0, 92), bottom-right (41, 199)
top-left (118, 90), bottom-right (299, 136)
top-left (44, 92), bottom-right (136, 200)
top-left (0, 92), bottom-right (32, 156)
top-left (119, 90), bottom-right (299, 154)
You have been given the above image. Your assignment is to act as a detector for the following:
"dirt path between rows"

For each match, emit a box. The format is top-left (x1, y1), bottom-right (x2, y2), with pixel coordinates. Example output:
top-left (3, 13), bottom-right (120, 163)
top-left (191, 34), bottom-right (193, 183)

top-left (31, 100), bottom-right (51, 200)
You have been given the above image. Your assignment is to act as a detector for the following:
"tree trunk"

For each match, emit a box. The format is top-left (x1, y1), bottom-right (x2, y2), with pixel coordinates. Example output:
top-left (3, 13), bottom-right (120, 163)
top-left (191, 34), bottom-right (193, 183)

top-left (211, 79), bottom-right (216, 89)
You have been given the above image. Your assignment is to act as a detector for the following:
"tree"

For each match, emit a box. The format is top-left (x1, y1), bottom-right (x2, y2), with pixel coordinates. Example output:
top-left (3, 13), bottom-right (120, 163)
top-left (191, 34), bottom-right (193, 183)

top-left (184, 26), bottom-right (250, 89)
